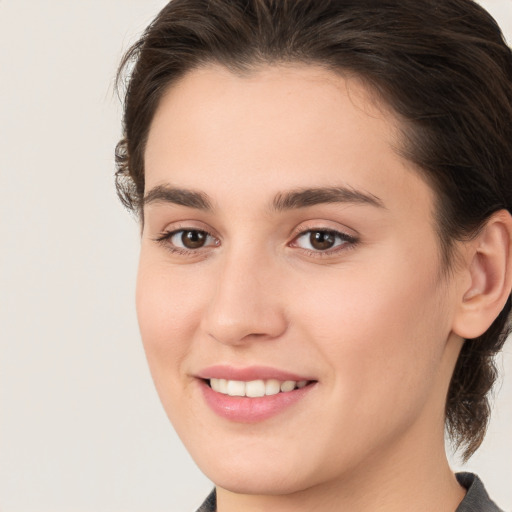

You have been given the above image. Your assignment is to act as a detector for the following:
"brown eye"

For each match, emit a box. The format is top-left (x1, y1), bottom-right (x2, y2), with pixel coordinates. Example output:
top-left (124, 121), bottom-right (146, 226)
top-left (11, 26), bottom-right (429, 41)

top-left (155, 228), bottom-right (219, 252)
top-left (309, 231), bottom-right (336, 250)
top-left (181, 230), bottom-right (208, 249)
top-left (292, 229), bottom-right (357, 254)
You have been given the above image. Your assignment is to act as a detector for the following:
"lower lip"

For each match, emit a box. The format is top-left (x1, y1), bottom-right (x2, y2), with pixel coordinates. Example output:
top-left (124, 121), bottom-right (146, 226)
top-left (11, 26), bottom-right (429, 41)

top-left (199, 380), bottom-right (316, 423)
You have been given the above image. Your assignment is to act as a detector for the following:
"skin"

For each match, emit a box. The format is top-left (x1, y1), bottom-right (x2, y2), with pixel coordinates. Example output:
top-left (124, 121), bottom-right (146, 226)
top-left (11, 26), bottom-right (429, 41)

top-left (138, 63), bottom-right (472, 511)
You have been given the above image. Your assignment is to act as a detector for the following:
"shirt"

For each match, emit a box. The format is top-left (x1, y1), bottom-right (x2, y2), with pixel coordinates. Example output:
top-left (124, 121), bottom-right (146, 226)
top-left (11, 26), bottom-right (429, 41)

top-left (455, 473), bottom-right (503, 512)
top-left (195, 473), bottom-right (503, 511)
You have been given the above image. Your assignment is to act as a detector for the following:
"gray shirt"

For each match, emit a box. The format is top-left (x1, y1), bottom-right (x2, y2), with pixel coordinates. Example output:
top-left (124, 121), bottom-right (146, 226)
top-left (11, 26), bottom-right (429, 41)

top-left (196, 473), bottom-right (503, 511)
top-left (455, 473), bottom-right (503, 512)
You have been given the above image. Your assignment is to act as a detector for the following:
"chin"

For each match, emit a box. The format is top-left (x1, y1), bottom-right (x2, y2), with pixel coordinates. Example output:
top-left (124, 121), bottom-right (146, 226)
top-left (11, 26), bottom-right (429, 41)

top-left (192, 443), bottom-right (332, 497)
top-left (205, 465), bottom-right (311, 496)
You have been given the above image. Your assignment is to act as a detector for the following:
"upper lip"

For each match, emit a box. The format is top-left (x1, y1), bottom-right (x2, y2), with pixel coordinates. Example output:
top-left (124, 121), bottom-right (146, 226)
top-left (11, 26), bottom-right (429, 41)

top-left (197, 365), bottom-right (315, 382)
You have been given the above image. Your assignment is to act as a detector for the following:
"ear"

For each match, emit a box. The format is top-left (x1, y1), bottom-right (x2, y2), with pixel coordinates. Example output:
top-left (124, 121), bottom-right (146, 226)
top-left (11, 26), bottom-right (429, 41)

top-left (452, 210), bottom-right (512, 340)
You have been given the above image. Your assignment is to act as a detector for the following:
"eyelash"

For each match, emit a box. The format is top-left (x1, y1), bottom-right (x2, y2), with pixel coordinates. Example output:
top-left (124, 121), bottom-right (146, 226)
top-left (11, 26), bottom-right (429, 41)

top-left (154, 228), bottom-right (219, 256)
top-left (153, 227), bottom-right (358, 258)
top-left (289, 228), bottom-right (358, 258)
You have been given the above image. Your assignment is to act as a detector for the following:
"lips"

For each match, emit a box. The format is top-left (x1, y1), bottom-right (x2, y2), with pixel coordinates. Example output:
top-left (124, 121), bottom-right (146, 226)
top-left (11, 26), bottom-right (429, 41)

top-left (196, 365), bottom-right (317, 422)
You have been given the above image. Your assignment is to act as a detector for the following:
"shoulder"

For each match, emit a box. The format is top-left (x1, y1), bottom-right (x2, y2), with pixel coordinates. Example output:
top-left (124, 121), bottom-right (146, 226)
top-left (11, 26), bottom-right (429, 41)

top-left (456, 473), bottom-right (504, 512)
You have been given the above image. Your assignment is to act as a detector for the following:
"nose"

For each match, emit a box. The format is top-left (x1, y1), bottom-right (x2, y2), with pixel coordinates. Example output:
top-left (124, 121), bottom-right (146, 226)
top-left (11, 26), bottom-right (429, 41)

top-left (200, 250), bottom-right (288, 346)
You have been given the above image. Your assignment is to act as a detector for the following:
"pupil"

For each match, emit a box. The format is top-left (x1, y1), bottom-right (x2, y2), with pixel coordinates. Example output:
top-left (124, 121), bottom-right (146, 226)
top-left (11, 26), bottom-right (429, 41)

top-left (310, 231), bottom-right (335, 250)
top-left (182, 230), bottom-right (206, 249)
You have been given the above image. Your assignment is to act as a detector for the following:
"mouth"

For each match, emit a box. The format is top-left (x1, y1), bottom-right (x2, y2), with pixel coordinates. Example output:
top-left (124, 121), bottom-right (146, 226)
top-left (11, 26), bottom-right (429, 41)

top-left (196, 367), bottom-right (318, 422)
top-left (205, 378), bottom-right (312, 397)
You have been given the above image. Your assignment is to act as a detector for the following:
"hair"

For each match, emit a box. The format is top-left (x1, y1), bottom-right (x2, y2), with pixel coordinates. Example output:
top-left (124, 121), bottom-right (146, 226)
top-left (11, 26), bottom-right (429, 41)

top-left (115, 0), bottom-right (512, 460)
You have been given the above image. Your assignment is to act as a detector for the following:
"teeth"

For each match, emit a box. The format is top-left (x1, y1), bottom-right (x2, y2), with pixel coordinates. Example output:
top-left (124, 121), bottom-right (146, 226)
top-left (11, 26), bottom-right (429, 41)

top-left (280, 380), bottom-right (296, 392)
top-left (218, 378), bottom-right (228, 394)
top-left (209, 378), bottom-right (309, 397)
top-left (226, 380), bottom-right (245, 396)
top-left (265, 379), bottom-right (281, 396)
top-left (210, 378), bottom-right (228, 394)
top-left (246, 380), bottom-right (266, 398)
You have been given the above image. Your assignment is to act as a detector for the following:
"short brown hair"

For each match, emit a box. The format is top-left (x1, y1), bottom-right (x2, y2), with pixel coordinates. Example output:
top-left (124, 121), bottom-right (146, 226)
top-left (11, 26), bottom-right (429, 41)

top-left (115, 0), bottom-right (512, 460)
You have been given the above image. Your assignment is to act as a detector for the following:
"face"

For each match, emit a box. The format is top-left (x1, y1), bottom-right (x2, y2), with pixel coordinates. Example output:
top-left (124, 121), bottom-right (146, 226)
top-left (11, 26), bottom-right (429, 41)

top-left (138, 64), bottom-right (464, 495)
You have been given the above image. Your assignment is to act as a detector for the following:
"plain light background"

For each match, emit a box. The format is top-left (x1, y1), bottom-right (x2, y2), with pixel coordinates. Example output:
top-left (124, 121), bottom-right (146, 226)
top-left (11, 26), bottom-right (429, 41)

top-left (0, 1), bottom-right (511, 511)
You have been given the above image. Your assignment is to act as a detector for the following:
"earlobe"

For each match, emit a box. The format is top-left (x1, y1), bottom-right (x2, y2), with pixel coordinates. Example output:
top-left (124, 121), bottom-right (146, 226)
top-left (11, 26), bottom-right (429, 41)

top-left (452, 210), bottom-right (512, 340)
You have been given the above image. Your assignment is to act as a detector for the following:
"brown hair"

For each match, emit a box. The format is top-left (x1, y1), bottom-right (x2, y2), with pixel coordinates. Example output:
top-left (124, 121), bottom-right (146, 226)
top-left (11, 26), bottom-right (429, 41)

top-left (115, 0), bottom-right (512, 460)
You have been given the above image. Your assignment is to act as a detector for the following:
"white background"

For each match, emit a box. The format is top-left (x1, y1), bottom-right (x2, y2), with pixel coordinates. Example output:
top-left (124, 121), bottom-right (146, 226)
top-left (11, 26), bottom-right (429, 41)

top-left (0, 1), bottom-right (510, 511)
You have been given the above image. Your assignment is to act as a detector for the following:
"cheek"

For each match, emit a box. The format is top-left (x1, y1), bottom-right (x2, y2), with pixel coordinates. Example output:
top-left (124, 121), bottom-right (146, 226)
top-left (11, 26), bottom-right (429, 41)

top-left (275, 257), bottom-right (453, 474)
top-left (291, 251), bottom-right (452, 407)
top-left (135, 261), bottom-right (201, 384)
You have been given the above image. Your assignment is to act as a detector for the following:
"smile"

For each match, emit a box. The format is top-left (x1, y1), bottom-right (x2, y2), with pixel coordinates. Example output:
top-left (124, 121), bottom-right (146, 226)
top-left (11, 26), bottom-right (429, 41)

top-left (197, 368), bottom-right (317, 422)
top-left (209, 378), bottom-right (309, 397)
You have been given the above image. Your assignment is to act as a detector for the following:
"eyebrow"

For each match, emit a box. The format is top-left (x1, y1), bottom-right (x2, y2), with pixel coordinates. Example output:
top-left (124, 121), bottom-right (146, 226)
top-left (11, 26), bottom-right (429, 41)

top-left (271, 186), bottom-right (385, 211)
top-left (143, 184), bottom-right (213, 211)
top-left (143, 184), bottom-right (385, 212)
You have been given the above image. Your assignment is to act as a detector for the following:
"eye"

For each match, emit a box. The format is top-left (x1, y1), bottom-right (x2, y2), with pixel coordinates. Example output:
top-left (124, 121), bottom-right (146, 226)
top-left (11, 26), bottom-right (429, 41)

top-left (291, 229), bottom-right (357, 253)
top-left (155, 228), bottom-right (219, 253)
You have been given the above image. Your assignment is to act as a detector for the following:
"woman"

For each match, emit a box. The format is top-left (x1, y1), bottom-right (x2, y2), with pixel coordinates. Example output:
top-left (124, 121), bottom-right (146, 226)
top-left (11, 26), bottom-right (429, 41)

top-left (115, 1), bottom-right (512, 510)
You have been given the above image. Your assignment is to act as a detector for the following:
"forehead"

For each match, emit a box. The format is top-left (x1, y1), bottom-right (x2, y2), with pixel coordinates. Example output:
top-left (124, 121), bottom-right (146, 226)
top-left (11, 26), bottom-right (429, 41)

top-left (144, 63), bottom-right (433, 221)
